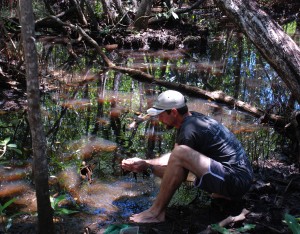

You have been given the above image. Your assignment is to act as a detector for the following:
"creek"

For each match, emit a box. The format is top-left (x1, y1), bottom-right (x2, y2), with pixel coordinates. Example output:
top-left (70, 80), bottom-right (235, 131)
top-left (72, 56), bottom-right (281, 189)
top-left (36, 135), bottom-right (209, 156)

top-left (0, 21), bottom-right (299, 228)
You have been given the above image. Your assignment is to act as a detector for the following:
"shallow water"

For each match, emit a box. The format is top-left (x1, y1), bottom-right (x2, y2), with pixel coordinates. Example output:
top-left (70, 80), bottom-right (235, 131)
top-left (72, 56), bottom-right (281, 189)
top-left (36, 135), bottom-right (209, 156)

top-left (0, 82), bottom-right (271, 224)
top-left (1, 23), bottom-right (295, 225)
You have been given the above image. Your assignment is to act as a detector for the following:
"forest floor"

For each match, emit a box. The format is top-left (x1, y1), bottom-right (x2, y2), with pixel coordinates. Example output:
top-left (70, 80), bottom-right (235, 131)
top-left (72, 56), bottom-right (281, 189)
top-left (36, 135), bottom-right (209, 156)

top-left (5, 155), bottom-right (300, 234)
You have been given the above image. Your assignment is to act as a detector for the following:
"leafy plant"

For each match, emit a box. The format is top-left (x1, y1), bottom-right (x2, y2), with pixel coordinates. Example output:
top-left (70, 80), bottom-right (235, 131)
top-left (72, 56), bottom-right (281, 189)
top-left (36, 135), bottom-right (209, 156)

top-left (0, 198), bottom-right (23, 231)
top-left (284, 213), bottom-right (300, 234)
top-left (211, 224), bottom-right (231, 234)
top-left (50, 194), bottom-right (79, 216)
top-left (284, 21), bottom-right (297, 35)
top-left (156, 3), bottom-right (179, 20)
top-left (0, 198), bottom-right (16, 216)
top-left (211, 223), bottom-right (256, 233)
top-left (0, 137), bottom-right (22, 158)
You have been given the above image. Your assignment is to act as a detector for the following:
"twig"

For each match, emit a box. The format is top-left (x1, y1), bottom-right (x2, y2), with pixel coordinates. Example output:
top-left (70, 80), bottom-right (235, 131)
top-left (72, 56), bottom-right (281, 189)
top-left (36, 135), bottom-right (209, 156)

top-left (218, 208), bottom-right (250, 227)
top-left (284, 177), bottom-right (294, 193)
top-left (199, 208), bottom-right (250, 234)
top-left (254, 221), bottom-right (283, 233)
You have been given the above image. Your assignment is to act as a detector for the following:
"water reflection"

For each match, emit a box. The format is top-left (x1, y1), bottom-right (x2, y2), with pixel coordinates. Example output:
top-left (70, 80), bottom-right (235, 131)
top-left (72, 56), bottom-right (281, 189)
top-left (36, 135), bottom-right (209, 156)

top-left (61, 99), bottom-right (92, 110)
top-left (0, 181), bottom-right (30, 198)
top-left (1, 83), bottom-right (273, 225)
top-left (57, 165), bottom-right (159, 218)
top-left (0, 166), bottom-right (29, 182)
top-left (2, 26), bottom-right (291, 226)
top-left (77, 137), bottom-right (117, 160)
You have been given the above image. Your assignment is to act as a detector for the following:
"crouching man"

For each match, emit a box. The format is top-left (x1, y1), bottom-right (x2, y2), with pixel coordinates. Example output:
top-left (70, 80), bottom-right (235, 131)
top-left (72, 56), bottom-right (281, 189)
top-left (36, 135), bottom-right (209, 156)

top-left (122, 90), bottom-right (253, 223)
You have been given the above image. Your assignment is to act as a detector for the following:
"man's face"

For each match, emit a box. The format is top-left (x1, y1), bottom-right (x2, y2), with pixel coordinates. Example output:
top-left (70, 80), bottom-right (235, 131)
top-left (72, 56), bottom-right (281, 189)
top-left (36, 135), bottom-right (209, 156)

top-left (158, 110), bottom-right (176, 129)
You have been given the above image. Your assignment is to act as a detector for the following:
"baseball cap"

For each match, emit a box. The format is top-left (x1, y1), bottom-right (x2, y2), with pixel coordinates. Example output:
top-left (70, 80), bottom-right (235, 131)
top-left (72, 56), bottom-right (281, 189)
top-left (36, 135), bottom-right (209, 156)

top-left (147, 90), bottom-right (186, 116)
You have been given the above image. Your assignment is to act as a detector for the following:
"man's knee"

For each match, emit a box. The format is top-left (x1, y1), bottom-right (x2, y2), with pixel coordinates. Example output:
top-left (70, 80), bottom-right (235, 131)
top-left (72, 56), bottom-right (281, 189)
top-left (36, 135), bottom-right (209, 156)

top-left (173, 145), bottom-right (206, 158)
top-left (171, 145), bottom-right (210, 175)
top-left (172, 145), bottom-right (192, 158)
top-left (170, 145), bottom-right (198, 164)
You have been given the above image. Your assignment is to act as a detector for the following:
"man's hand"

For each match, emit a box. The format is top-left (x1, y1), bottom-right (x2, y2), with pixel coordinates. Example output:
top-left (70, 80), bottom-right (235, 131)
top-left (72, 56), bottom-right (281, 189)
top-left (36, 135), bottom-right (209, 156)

top-left (121, 157), bottom-right (148, 173)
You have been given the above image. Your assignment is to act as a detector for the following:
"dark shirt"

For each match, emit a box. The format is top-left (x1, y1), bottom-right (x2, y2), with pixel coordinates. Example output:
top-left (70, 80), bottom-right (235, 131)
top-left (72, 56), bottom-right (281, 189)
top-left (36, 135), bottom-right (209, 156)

top-left (176, 111), bottom-right (252, 176)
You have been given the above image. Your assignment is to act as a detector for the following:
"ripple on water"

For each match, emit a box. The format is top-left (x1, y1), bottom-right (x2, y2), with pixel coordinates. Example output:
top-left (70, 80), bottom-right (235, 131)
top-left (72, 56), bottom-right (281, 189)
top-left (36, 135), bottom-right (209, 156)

top-left (76, 175), bottom-right (160, 218)
top-left (56, 165), bottom-right (160, 221)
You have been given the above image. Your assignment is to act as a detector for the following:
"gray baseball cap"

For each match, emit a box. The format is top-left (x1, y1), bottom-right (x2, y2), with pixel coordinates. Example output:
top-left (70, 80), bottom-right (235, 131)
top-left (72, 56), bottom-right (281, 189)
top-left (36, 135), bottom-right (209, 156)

top-left (147, 90), bottom-right (186, 116)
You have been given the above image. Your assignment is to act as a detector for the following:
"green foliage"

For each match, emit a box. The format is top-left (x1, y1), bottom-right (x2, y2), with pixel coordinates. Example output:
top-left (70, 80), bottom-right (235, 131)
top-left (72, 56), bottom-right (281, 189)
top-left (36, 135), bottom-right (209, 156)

top-left (0, 198), bottom-right (23, 231)
top-left (211, 224), bottom-right (231, 234)
top-left (211, 223), bottom-right (256, 233)
top-left (0, 137), bottom-right (22, 158)
top-left (236, 224), bottom-right (256, 232)
top-left (284, 21), bottom-right (297, 35)
top-left (156, 3), bottom-right (179, 20)
top-left (169, 185), bottom-right (200, 206)
top-left (284, 213), bottom-right (300, 234)
top-left (93, 1), bottom-right (103, 18)
top-left (32, 0), bottom-right (48, 18)
top-left (236, 126), bottom-right (280, 164)
top-left (103, 224), bottom-right (130, 234)
top-left (50, 194), bottom-right (79, 216)
top-left (0, 198), bottom-right (16, 215)
top-left (0, 16), bottom-right (19, 32)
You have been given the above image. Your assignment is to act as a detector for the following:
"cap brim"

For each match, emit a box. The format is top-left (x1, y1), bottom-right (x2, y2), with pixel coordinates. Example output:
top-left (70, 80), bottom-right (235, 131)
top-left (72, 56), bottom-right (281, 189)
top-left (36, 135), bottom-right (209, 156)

top-left (147, 108), bottom-right (165, 116)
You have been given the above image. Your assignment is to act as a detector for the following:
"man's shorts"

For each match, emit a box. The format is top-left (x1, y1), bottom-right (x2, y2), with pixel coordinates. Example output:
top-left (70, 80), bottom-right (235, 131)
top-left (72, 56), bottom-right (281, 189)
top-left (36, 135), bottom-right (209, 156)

top-left (194, 159), bottom-right (252, 198)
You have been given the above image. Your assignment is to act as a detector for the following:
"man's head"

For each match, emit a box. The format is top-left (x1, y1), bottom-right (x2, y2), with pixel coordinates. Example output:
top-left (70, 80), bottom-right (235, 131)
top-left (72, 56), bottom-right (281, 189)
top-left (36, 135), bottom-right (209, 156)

top-left (147, 90), bottom-right (188, 129)
top-left (147, 90), bottom-right (187, 116)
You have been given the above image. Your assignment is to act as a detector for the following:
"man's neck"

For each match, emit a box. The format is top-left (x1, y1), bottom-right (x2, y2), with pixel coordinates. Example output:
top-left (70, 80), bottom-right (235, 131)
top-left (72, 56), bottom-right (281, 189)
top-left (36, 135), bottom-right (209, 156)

top-left (175, 111), bottom-right (191, 128)
top-left (183, 111), bottom-right (192, 118)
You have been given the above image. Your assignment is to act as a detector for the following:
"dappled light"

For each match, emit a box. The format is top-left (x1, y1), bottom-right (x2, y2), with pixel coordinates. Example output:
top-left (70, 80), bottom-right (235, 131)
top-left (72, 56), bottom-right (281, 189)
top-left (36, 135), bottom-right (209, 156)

top-left (0, 166), bottom-right (30, 182)
top-left (67, 137), bottom-right (117, 160)
top-left (80, 144), bottom-right (115, 160)
top-left (55, 165), bottom-right (159, 221)
top-left (61, 99), bottom-right (92, 110)
top-left (0, 181), bottom-right (30, 198)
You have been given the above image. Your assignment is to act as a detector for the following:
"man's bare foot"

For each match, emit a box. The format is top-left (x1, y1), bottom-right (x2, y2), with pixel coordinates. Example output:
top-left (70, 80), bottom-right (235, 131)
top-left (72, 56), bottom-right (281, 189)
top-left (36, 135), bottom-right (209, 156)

top-left (129, 209), bottom-right (165, 223)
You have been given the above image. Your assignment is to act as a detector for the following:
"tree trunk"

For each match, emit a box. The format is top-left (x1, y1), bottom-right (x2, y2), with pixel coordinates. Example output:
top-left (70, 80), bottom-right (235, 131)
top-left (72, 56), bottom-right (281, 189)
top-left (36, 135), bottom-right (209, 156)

top-left (134, 0), bottom-right (153, 30)
top-left (70, 0), bottom-right (87, 25)
top-left (215, 0), bottom-right (300, 104)
top-left (112, 0), bottom-right (131, 25)
top-left (100, 0), bottom-right (114, 24)
top-left (82, 0), bottom-right (100, 31)
top-left (19, 1), bottom-right (54, 233)
top-left (233, 33), bottom-right (243, 99)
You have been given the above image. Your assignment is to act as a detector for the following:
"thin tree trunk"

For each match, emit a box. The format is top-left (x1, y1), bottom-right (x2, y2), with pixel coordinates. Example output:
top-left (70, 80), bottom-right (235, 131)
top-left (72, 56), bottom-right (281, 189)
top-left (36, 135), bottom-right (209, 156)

top-left (134, 0), bottom-right (153, 30)
top-left (112, 0), bottom-right (131, 25)
top-left (83, 0), bottom-right (100, 31)
top-left (100, 0), bottom-right (115, 24)
top-left (92, 73), bottom-right (106, 135)
top-left (234, 33), bottom-right (243, 99)
top-left (215, 0), bottom-right (300, 104)
top-left (19, 1), bottom-right (54, 233)
top-left (84, 83), bottom-right (90, 136)
top-left (70, 0), bottom-right (87, 25)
